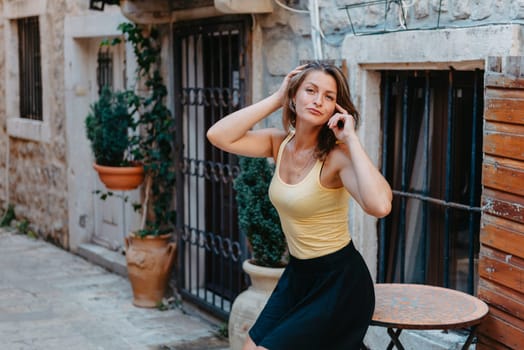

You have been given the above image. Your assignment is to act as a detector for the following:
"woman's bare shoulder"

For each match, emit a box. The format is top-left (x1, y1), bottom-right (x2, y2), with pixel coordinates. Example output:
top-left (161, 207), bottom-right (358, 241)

top-left (270, 129), bottom-right (289, 160)
top-left (328, 143), bottom-right (351, 162)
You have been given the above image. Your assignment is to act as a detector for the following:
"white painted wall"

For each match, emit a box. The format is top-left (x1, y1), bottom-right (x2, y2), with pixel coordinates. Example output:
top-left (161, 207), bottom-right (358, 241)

top-left (64, 11), bottom-right (141, 252)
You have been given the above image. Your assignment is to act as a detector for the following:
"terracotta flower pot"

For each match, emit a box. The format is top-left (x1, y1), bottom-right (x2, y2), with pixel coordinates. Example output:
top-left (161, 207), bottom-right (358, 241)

top-left (93, 163), bottom-right (144, 191)
top-left (228, 260), bottom-right (285, 350)
top-left (125, 233), bottom-right (177, 308)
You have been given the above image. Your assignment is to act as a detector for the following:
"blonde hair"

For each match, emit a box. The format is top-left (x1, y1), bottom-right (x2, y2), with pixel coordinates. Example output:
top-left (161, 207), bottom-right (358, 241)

top-left (282, 61), bottom-right (359, 159)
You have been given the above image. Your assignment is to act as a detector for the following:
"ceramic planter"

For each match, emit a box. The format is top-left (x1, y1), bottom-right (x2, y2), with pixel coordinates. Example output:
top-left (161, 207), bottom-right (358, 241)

top-left (93, 163), bottom-right (144, 191)
top-left (125, 233), bottom-right (177, 308)
top-left (228, 260), bottom-right (285, 350)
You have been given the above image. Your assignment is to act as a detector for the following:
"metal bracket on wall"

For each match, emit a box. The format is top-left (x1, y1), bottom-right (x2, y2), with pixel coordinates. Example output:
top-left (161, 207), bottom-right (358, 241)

top-left (89, 0), bottom-right (120, 11)
top-left (341, 0), bottom-right (408, 35)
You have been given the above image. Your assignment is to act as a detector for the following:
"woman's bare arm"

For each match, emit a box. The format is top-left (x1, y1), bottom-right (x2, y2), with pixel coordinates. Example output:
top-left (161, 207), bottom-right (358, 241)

top-left (328, 105), bottom-right (392, 218)
top-left (207, 65), bottom-right (305, 158)
top-left (206, 94), bottom-right (282, 158)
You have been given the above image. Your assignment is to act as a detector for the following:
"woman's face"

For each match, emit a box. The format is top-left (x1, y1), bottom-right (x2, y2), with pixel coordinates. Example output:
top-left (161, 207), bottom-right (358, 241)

top-left (293, 70), bottom-right (337, 127)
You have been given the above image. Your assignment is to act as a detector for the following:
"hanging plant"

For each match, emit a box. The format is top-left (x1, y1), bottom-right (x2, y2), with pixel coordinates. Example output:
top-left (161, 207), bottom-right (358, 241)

top-left (85, 85), bottom-right (141, 167)
top-left (113, 23), bottom-right (176, 237)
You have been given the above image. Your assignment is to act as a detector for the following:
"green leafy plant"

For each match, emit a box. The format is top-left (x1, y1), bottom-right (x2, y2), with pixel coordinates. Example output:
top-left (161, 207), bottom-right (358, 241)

top-left (115, 23), bottom-right (176, 237)
top-left (17, 219), bottom-right (37, 239)
top-left (217, 322), bottom-right (229, 338)
top-left (85, 86), bottom-right (140, 166)
top-left (87, 23), bottom-right (176, 237)
top-left (0, 204), bottom-right (15, 227)
top-left (234, 157), bottom-right (286, 267)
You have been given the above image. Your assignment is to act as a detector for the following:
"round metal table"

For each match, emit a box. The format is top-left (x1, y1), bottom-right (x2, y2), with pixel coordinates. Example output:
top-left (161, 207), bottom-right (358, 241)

top-left (371, 283), bottom-right (489, 350)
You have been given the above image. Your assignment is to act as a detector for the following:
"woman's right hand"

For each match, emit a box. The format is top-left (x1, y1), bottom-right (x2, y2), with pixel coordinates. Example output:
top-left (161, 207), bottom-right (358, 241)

top-left (274, 64), bottom-right (307, 105)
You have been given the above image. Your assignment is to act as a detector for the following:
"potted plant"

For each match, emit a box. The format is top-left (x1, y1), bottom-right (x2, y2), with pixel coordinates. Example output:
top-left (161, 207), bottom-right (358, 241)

top-left (228, 156), bottom-right (287, 350)
top-left (85, 85), bottom-right (144, 190)
top-left (114, 23), bottom-right (178, 308)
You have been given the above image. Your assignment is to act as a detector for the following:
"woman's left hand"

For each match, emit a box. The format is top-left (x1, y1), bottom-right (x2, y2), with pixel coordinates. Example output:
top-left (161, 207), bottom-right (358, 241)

top-left (327, 103), bottom-right (357, 142)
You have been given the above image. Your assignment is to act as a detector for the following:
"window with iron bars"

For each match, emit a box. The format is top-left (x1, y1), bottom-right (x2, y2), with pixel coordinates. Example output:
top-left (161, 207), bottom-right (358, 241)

top-left (97, 46), bottom-right (113, 94)
top-left (378, 70), bottom-right (484, 295)
top-left (17, 16), bottom-right (42, 121)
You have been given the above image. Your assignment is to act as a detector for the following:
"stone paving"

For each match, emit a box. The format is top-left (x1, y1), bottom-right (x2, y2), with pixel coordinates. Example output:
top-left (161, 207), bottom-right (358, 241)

top-left (0, 229), bottom-right (229, 350)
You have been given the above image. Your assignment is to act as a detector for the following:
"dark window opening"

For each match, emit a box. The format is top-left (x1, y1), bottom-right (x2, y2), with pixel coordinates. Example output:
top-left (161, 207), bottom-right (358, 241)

top-left (97, 46), bottom-right (113, 94)
top-left (18, 16), bottom-right (42, 121)
top-left (378, 70), bottom-right (484, 295)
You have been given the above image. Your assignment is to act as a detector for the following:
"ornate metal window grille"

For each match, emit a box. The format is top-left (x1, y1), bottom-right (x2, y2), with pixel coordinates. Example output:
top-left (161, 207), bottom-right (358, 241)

top-left (18, 16), bottom-right (42, 121)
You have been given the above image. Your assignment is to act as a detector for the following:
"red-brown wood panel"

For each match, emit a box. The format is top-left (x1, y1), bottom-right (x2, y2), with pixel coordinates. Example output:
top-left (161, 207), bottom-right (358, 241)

top-left (479, 279), bottom-right (524, 321)
top-left (477, 335), bottom-right (513, 350)
top-left (480, 58), bottom-right (524, 350)
top-left (482, 188), bottom-right (524, 224)
top-left (481, 214), bottom-right (524, 260)
top-left (485, 98), bottom-right (524, 124)
top-left (484, 133), bottom-right (524, 161)
top-left (483, 156), bottom-right (524, 197)
top-left (479, 246), bottom-right (524, 293)
top-left (477, 309), bottom-right (524, 349)
top-left (485, 75), bottom-right (524, 90)
top-left (485, 86), bottom-right (524, 99)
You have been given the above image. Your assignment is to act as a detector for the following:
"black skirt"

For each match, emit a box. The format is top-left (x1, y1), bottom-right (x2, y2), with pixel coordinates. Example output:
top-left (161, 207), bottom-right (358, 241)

top-left (249, 241), bottom-right (375, 350)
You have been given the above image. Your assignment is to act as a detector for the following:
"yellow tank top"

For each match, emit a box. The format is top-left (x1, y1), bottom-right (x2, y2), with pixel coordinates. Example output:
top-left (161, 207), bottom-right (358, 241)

top-left (269, 132), bottom-right (351, 259)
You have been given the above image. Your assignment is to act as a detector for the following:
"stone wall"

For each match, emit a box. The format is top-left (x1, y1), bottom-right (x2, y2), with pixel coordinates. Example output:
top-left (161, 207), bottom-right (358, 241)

top-left (252, 0), bottom-right (524, 303)
top-left (326, 0), bottom-right (524, 36)
top-left (0, 1), bottom-right (5, 210)
top-left (0, 0), bottom-right (92, 248)
top-left (256, 0), bottom-right (524, 104)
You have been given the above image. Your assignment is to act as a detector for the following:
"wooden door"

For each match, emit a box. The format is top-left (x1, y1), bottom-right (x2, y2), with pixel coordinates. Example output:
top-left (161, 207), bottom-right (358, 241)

top-left (91, 38), bottom-right (141, 252)
top-left (477, 56), bottom-right (524, 349)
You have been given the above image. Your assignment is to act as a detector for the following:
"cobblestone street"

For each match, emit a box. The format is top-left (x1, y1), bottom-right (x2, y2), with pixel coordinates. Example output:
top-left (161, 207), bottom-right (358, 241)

top-left (0, 229), bottom-right (228, 350)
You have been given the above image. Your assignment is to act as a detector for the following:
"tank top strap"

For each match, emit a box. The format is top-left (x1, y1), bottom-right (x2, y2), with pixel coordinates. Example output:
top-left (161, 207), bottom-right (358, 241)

top-left (275, 131), bottom-right (295, 170)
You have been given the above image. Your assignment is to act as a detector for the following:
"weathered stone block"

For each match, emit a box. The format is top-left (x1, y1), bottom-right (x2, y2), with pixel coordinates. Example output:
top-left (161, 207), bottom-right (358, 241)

top-left (415, 0), bottom-right (430, 19)
top-left (487, 56), bottom-right (502, 73)
top-left (451, 0), bottom-right (471, 20)
top-left (471, 0), bottom-right (492, 20)
top-left (297, 40), bottom-right (314, 62)
top-left (319, 6), bottom-right (350, 35)
top-left (289, 12), bottom-right (310, 35)
top-left (259, 5), bottom-right (289, 28)
top-left (432, 0), bottom-right (448, 12)
top-left (367, 3), bottom-right (386, 27)
top-left (511, 0), bottom-right (524, 19)
top-left (504, 56), bottom-right (522, 76)
top-left (265, 39), bottom-right (297, 75)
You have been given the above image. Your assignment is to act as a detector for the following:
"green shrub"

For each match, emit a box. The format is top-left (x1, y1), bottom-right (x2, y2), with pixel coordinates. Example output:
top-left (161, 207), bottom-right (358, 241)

top-left (0, 204), bottom-right (15, 227)
top-left (85, 86), bottom-right (140, 166)
top-left (234, 156), bottom-right (286, 267)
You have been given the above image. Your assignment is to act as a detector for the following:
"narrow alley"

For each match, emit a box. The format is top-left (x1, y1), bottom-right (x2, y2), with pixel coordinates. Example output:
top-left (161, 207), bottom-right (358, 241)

top-left (0, 229), bottom-right (228, 350)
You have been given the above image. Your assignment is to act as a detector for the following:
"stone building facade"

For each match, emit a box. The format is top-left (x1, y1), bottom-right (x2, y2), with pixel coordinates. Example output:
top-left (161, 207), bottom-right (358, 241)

top-left (117, 0), bottom-right (524, 348)
top-left (1, 0), bottom-right (523, 348)
top-left (238, 2), bottom-right (524, 348)
top-left (0, 0), bottom-right (73, 246)
top-left (0, 0), bottom-right (138, 250)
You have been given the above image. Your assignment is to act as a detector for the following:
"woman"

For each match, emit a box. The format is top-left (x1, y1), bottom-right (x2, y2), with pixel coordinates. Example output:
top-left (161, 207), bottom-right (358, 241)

top-left (207, 62), bottom-right (392, 350)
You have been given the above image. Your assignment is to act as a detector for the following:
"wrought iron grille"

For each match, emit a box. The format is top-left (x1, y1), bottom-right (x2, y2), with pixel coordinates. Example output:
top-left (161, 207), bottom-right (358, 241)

top-left (378, 70), bottom-right (484, 295)
top-left (173, 16), bottom-right (250, 320)
top-left (97, 47), bottom-right (113, 94)
top-left (18, 16), bottom-right (42, 121)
